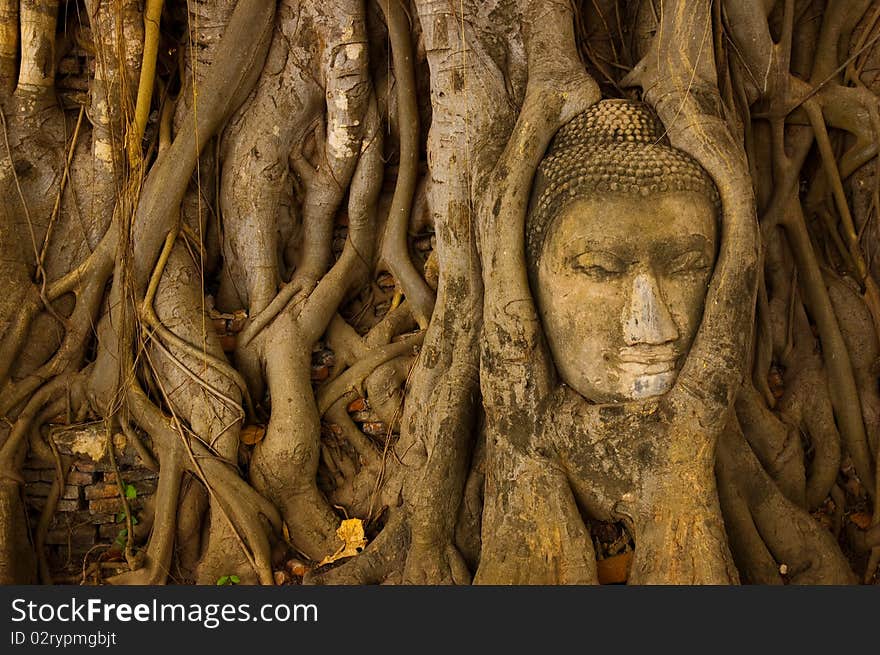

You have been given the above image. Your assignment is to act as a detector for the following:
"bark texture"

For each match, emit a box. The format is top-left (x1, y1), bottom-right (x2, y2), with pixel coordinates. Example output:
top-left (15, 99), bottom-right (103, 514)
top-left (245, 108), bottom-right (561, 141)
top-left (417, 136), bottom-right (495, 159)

top-left (1, 0), bottom-right (878, 586)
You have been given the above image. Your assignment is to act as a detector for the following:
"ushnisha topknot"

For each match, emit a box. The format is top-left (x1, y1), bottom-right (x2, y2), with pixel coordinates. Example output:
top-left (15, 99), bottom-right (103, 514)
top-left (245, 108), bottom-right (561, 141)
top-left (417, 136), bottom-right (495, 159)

top-left (526, 99), bottom-right (721, 265)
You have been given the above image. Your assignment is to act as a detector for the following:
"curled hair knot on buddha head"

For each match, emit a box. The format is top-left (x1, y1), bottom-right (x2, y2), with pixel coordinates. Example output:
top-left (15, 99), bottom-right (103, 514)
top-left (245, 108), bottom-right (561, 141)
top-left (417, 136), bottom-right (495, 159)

top-left (526, 99), bottom-right (721, 267)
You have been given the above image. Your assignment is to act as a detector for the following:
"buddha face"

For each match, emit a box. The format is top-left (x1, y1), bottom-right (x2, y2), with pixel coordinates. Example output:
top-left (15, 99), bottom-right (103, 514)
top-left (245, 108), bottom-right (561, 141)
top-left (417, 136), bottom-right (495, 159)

top-left (534, 192), bottom-right (717, 403)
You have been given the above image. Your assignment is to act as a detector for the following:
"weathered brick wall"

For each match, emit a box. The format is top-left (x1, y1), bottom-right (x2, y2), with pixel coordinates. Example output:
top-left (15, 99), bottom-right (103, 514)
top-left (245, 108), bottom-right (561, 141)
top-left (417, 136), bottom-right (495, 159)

top-left (23, 424), bottom-right (157, 581)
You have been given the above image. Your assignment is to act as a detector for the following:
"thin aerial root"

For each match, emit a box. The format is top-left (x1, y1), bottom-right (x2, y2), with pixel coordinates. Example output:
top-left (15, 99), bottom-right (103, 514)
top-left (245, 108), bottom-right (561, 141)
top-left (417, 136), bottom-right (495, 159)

top-left (805, 101), bottom-right (871, 285)
top-left (108, 443), bottom-right (185, 585)
top-left (106, 424), bottom-right (137, 569)
top-left (0, 375), bottom-right (70, 474)
top-left (39, 106), bottom-right (86, 295)
top-left (377, 0), bottom-right (434, 328)
top-left (782, 201), bottom-right (875, 499)
top-left (120, 418), bottom-right (158, 472)
top-left (34, 441), bottom-right (71, 585)
top-left (0, 288), bottom-right (42, 391)
top-left (130, 0), bottom-right (165, 163)
top-left (141, 230), bottom-right (252, 416)
top-left (326, 398), bottom-right (380, 469)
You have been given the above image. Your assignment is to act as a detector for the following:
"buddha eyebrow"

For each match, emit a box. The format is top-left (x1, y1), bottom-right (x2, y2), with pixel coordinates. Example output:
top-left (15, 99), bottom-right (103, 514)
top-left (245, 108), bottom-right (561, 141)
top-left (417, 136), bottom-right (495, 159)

top-left (668, 234), bottom-right (714, 253)
top-left (558, 237), bottom-right (627, 254)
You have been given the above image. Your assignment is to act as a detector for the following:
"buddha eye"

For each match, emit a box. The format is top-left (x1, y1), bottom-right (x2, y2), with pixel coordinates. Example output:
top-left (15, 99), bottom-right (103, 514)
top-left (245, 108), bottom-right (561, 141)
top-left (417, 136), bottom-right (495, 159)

top-left (668, 250), bottom-right (711, 275)
top-left (570, 251), bottom-right (627, 278)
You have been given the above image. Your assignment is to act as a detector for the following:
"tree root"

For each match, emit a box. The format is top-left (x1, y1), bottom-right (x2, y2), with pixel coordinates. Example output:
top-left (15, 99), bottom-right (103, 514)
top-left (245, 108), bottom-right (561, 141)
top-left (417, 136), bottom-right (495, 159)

top-left (127, 383), bottom-right (279, 584)
top-left (108, 441), bottom-right (183, 585)
top-left (718, 414), bottom-right (855, 584)
top-left (736, 382), bottom-right (806, 507)
top-left (377, 0), bottom-right (434, 328)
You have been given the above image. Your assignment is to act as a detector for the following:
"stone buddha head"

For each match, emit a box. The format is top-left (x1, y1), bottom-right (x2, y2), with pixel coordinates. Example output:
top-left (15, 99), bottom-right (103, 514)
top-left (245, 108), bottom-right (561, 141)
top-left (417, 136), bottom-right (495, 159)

top-left (527, 99), bottom-right (720, 403)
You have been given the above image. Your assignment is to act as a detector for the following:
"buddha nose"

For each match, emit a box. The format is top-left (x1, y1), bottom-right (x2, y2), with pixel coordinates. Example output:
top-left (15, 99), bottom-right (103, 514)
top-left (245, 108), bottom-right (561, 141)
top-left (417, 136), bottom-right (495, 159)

top-left (623, 271), bottom-right (679, 346)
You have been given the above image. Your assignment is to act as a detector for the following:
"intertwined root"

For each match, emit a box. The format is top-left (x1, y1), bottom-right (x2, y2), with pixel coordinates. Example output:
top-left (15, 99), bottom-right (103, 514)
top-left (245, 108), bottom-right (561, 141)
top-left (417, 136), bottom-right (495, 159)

top-left (2, 0), bottom-right (880, 586)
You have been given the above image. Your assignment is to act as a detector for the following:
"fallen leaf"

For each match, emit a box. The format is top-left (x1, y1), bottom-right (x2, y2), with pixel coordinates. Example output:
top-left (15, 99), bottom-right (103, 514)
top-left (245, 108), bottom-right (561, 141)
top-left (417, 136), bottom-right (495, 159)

top-left (311, 365), bottom-right (330, 382)
top-left (361, 422), bottom-right (387, 436)
top-left (347, 397), bottom-right (367, 413)
top-left (286, 559), bottom-right (307, 577)
top-left (597, 551), bottom-right (633, 584)
top-left (849, 512), bottom-right (872, 530)
top-left (240, 425), bottom-right (266, 446)
top-left (318, 518), bottom-right (368, 567)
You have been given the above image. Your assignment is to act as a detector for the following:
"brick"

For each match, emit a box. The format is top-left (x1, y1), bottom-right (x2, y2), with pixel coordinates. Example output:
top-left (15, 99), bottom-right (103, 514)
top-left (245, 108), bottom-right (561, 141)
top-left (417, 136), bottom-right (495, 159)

top-left (73, 460), bottom-right (100, 473)
top-left (46, 524), bottom-right (95, 546)
top-left (25, 495), bottom-right (47, 510)
top-left (414, 234), bottom-right (434, 252)
top-left (90, 478), bottom-right (157, 498)
top-left (55, 499), bottom-right (81, 513)
top-left (88, 498), bottom-right (122, 514)
top-left (85, 483), bottom-right (120, 500)
top-left (87, 511), bottom-right (117, 525)
top-left (61, 485), bottom-right (80, 501)
top-left (25, 482), bottom-right (53, 498)
top-left (66, 510), bottom-right (115, 526)
top-left (103, 469), bottom-right (158, 484)
top-left (89, 497), bottom-right (143, 514)
top-left (350, 410), bottom-right (377, 423)
top-left (67, 470), bottom-right (95, 486)
top-left (30, 497), bottom-right (82, 514)
top-left (377, 272), bottom-right (396, 290)
top-left (25, 496), bottom-right (80, 514)
top-left (99, 524), bottom-right (126, 540)
top-left (23, 468), bottom-right (53, 483)
top-left (86, 479), bottom-right (156, 500)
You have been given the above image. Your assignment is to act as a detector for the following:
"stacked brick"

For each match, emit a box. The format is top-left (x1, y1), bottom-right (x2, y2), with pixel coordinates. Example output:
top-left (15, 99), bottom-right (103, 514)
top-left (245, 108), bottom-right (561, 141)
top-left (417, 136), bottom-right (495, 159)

top-left (22, 425), bottom-right (158, 579)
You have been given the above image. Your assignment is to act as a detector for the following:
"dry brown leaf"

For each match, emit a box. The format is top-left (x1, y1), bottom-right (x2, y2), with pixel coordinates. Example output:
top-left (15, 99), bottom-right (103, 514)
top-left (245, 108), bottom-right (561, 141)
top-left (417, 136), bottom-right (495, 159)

top-left (597, 550), bottom-right (633, 584)
top-left (318, 518), bottom-right (368, 566)
top-left (849, 512), bottom-right (872, 530)
top-left (286, 559), bottom-right (307, 577)
top-left (240, 425), bottom-right (266, 446)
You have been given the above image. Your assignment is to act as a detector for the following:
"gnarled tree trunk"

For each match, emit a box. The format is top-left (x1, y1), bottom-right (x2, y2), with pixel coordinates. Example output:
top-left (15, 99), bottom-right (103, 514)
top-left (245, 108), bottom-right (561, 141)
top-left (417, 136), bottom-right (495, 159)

top-left (0, 0), bottom-right (878, 586)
